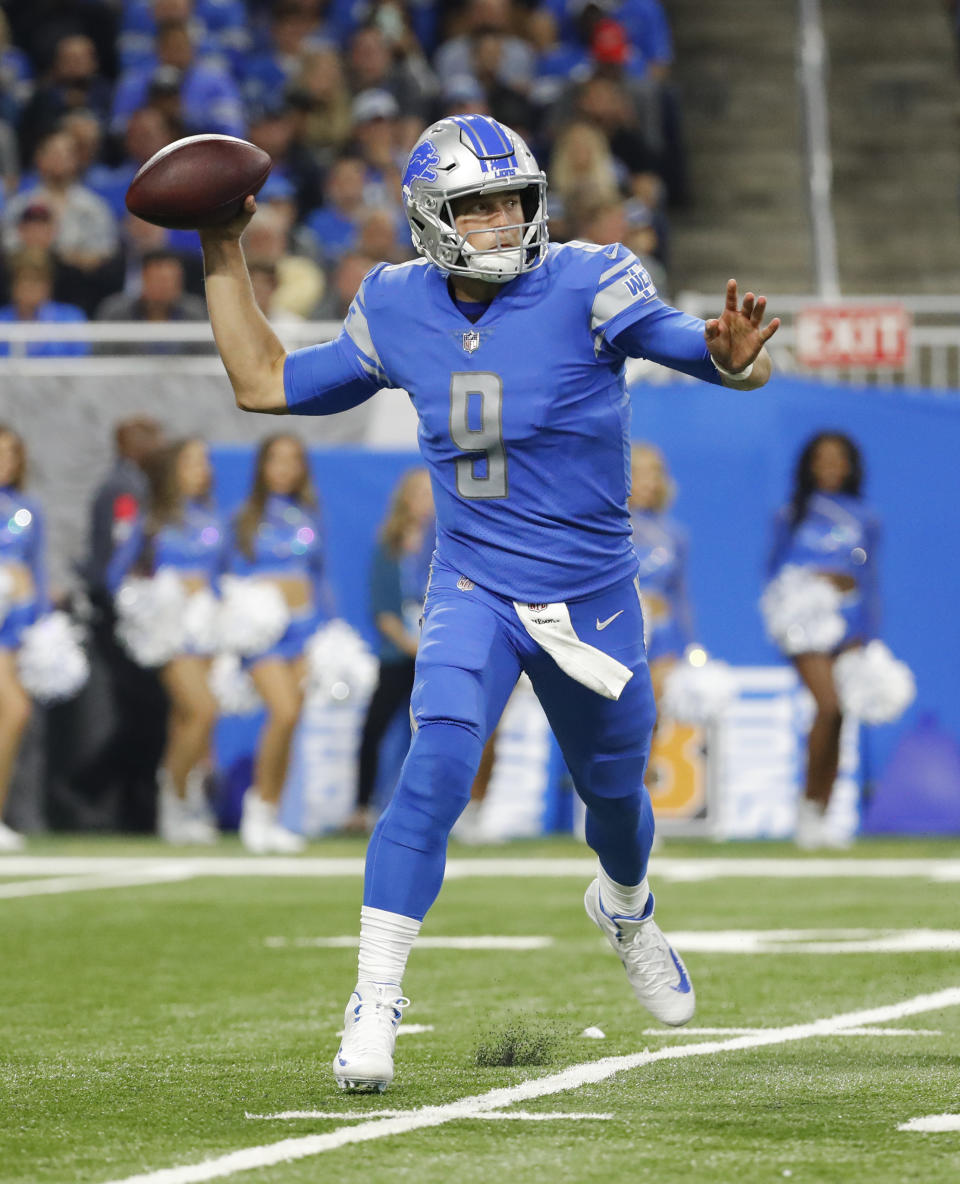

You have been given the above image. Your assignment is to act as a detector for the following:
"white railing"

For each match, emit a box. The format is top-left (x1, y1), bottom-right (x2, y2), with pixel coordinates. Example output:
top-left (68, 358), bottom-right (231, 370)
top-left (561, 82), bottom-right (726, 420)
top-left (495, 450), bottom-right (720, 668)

top-left (0, 303), bottom-right (958, 391)
top-left (675, 293), bottom-right (960, 392)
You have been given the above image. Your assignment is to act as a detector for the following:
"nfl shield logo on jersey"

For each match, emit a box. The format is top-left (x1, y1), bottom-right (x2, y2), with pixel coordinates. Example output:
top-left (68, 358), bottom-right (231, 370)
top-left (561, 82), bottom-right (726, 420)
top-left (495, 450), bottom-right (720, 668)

top-left (462, 330), bottom-right (481, 354)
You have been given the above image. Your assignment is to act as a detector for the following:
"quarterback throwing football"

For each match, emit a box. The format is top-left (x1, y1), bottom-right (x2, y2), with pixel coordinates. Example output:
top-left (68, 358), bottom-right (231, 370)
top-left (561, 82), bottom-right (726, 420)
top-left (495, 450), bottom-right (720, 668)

top-left (200, 115), bottom-right (780, 1093)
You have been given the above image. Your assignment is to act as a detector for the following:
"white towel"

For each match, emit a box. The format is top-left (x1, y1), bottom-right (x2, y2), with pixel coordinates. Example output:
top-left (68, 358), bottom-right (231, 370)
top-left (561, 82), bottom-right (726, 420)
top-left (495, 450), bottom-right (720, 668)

top-left (514, 601), bottom-right (633, 700)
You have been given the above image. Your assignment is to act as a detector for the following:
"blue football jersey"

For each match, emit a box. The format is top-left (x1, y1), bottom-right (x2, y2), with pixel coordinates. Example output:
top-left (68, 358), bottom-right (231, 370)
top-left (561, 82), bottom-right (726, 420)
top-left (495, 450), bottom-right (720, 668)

top-left (286, 240), bottom-right (719, 603)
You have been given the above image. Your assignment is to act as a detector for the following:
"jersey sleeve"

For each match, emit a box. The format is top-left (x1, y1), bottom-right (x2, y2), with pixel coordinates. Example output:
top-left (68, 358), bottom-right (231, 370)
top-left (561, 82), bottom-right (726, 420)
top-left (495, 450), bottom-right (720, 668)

top-left (284, 269), bottom-right (393, 415)
top-left (589, 244), bottom-right (723, 385)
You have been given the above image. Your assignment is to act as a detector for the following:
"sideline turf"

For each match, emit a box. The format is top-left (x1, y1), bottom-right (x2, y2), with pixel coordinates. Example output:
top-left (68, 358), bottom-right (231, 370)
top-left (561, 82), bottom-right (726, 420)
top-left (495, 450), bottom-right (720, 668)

top-left (2, 838), bottom-right (959, 1183)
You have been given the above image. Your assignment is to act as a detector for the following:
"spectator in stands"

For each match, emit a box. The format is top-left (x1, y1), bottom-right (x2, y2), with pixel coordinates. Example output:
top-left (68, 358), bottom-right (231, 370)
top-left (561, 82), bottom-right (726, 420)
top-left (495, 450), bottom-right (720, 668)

top-left (468, 26), bottom-right (537, 137)
top-left (246, 102), bottom-right (324, 223)
top-left (434, 0), bottom-right (535, 93)
top-left (343, 466), bottom-right (435, 835)
top-left (95, 248), bottom-right (208, 354)
top-left (316, 249), bottom-right (376, 320)
top-left (0, 9), bottom-right (34, 120)
top-left (525, 6), bottom-right (590, 111)
top-left (348, 89), bottom-right (407, 209)
top-left (105, 436), bottom-right (223, 845)
top-left (766, 433), bottom-right (881, 850)
top-left (574, 73), bottom-right (663, 209)
top-left (288, 44), bottom-right (353, 161)
top-left (242, 206), bottom-right (325, 318)
top-left (227, 433), bottom-right (329, 854)
top-left (434, 72), bottom-right (490, 119)
top-left (356, 206), bottom-right (412, 266)
top-left (0, 249), bottom-right (90, 357)
top-left (575, 194), bottom-right (668, 291)
top-left (347, 22), bottom-right (435, 126)
top-left (239, 2), bottom-right (325, 118)
top-left (118, 0), bottom-right (252, 76)
top-left (0, 426), bottom-right (47, 852)
top-left (17, 33), bottom-right (112, 164)
top-left (305, 155), bottom-right (368, 265)
top-left (548, 119), bottom-right (621, 220)
top-left (2, 130), bottom-right (119, 278)
top-left (87, 105), bottom-right (178, 220)
top-left (111, 19), bottom-right (245, 139)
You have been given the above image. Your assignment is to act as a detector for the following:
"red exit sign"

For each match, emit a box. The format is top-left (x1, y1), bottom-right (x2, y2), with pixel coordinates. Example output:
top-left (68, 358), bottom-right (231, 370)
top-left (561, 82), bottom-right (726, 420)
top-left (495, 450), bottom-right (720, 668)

top-left (795, 304), bottom-right (911, 368)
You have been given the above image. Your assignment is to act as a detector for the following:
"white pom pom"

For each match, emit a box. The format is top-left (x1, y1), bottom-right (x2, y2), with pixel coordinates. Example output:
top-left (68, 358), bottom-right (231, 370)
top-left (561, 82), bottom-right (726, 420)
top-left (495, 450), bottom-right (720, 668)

top-left (760, 566), bottom-right (846, 655)
top-left (0, 566), bottom-right (13, 628)
top-left (209, 653), bottom-right (262, 715)
top-left (183, 588), bottom-right (219, 655)
top-left (834, 641), bottom-right (916, 724)
top-left (115, 570), bottom-right (187, 666)
top-left (304, 619), bottom-right (379, 702)
top-left (217, 576), bottom-right (290, 657)
top-left (17, 611), bottom-right (89, 703)
top-left (661, 645), bottom-right (737, 723)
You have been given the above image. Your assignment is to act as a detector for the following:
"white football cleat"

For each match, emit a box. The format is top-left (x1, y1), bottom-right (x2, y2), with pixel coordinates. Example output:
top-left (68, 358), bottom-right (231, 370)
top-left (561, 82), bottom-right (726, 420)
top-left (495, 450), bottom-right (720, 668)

top-left (795, 797), bottom-right (828, 850)
top-left (0, 820), bottom-right (25, 853)
top-left (584, 878), bottom-right (695, 1027)
top-left (157, 772), bottom-right (217, 845)
top-left (333, 982), bottom-right (409, 1093)
top-left (239, 790), bottom-right (304, 854)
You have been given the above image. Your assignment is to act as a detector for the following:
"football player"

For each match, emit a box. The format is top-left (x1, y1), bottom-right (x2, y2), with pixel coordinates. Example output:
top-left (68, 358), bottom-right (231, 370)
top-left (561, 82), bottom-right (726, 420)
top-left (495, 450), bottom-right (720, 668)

top-left (200, 114), bottom-right (780, 1092)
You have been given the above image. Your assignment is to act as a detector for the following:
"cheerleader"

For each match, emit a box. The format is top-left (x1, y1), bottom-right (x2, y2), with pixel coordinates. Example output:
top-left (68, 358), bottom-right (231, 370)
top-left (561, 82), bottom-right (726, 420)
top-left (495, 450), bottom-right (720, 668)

top-left (227, 433), bottom-right (329, 854)
top-left (343, 467), bottom-right (434, 835)
top-left (629, 443), bottom-right (695, 706)
top-left (766, 432), bottom-right (880, 848)
top-left (107, 437), bottom-right (224, 845)
top-left (0, 426), bottom-right (47, 852)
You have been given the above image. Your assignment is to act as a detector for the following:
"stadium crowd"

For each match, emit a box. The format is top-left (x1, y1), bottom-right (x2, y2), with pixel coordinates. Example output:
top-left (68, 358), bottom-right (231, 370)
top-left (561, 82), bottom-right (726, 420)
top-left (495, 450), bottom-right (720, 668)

top-left (0, 0), bottom-right (684, 351)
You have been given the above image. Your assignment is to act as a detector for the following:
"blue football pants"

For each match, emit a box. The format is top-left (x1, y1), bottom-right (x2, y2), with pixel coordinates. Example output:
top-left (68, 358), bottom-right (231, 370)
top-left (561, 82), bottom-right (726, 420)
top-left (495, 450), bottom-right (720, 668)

top-left (363, 560), bottom-right (657, 920)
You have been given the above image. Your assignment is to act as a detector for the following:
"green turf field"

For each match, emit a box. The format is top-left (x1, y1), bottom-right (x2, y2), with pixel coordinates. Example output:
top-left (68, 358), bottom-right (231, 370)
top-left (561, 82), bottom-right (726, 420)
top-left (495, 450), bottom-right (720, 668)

top-left (2, 836), bottom-right (960, 1184)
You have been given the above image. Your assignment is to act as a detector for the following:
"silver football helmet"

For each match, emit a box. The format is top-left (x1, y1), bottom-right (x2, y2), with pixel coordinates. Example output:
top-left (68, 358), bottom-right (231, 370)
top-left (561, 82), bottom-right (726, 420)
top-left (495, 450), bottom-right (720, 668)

top-left (402, 115), bottom-right (548, 283)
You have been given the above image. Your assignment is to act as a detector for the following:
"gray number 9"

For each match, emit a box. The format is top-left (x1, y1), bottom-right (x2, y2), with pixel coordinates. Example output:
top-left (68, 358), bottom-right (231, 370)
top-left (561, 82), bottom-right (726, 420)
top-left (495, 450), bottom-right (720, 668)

top-left (449, 372), bottom-right (508, 499)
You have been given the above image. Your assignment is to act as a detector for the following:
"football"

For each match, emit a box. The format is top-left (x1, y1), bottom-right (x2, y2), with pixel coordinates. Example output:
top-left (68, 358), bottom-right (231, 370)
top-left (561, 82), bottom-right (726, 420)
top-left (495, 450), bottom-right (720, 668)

top-left (125, 134), bottom-right (272, 230)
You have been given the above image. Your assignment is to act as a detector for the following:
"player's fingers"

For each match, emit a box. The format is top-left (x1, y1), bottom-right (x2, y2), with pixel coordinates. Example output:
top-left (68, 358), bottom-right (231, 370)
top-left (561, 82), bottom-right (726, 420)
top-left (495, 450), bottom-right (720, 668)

top-left (752, 295), bottom-right (767, 326)
top-left (742, 292), bottom-right (756, 318)
top-left (243, 195), bottom-right (257, 213)
top-left (704, 318), bottom-right (720, 339)
top-left (760, 317), bottom-right (782, 342)
top-left (725, 278), bottom-right (738, 311)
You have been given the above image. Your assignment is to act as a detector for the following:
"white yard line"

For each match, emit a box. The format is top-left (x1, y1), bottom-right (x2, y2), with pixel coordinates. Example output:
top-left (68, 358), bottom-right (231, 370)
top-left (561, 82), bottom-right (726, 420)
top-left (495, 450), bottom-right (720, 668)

top-left (0, 867), bottom-right (197, 899)
top-left (98, 986), bottom-right (960, 1184)
top-left (642, 1026), bottom-right (943, 1037)
top-left (668, 928), bottom-right (960, 954)
top-left (245, 1109), bottom-right (612, 1122)
top-left (3, 855), bottom-right (960, 885)
top-left (898, 1114), bottom-right (960, 1132)
top-left (266, 936), bottom-right (554, 950)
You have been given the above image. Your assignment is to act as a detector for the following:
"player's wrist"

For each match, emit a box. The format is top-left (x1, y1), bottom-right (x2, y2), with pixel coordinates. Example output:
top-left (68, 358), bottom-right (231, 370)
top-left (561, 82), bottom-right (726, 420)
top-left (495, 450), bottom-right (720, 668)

top-left (712, 356), bottom-right (755, 381)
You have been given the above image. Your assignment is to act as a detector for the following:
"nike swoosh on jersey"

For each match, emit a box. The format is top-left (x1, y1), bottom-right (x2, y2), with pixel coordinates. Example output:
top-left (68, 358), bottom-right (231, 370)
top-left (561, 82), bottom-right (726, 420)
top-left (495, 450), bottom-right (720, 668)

top-left (595, 610), bottom-right (624, 631)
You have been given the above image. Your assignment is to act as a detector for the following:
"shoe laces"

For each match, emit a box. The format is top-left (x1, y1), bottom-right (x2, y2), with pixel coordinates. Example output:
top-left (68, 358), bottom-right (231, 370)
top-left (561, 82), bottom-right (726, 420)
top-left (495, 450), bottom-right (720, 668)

top-left (344, 988), bottom-right (410, 1056)
top-left (617, 920), bottom-right (679, 992)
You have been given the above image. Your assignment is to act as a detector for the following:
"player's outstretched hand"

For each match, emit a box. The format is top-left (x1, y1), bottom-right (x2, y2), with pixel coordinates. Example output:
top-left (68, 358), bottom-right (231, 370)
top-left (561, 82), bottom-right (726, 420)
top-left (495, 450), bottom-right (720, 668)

top-left (704, 279), bottom-right (780, 373)
top-left (198, 194), bottom-right (257, 245)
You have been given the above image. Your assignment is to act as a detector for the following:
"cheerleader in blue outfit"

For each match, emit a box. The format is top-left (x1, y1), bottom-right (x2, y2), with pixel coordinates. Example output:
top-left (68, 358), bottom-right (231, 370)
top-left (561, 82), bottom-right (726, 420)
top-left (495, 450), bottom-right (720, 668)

top-left (0, 426), bottom-right (47, 852)
top-left (107, 437), bottom-right (224, 845)
top-left (767, 432), bottom-right (881, 848)
top-left (629, 443), bottom-right (695, 707)
top-left (227, 433), bottom-right (329, 854)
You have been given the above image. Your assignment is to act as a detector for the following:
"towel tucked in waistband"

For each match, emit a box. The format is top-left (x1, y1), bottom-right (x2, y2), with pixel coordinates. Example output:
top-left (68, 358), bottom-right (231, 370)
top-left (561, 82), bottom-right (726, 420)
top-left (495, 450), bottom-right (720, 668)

top-left (513, 601), bottom-right (633, 701)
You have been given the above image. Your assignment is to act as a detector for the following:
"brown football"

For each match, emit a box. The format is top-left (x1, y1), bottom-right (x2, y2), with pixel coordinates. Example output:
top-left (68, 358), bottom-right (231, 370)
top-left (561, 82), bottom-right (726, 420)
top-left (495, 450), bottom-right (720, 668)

top-left (125, 134), bottom-right (272, 230)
